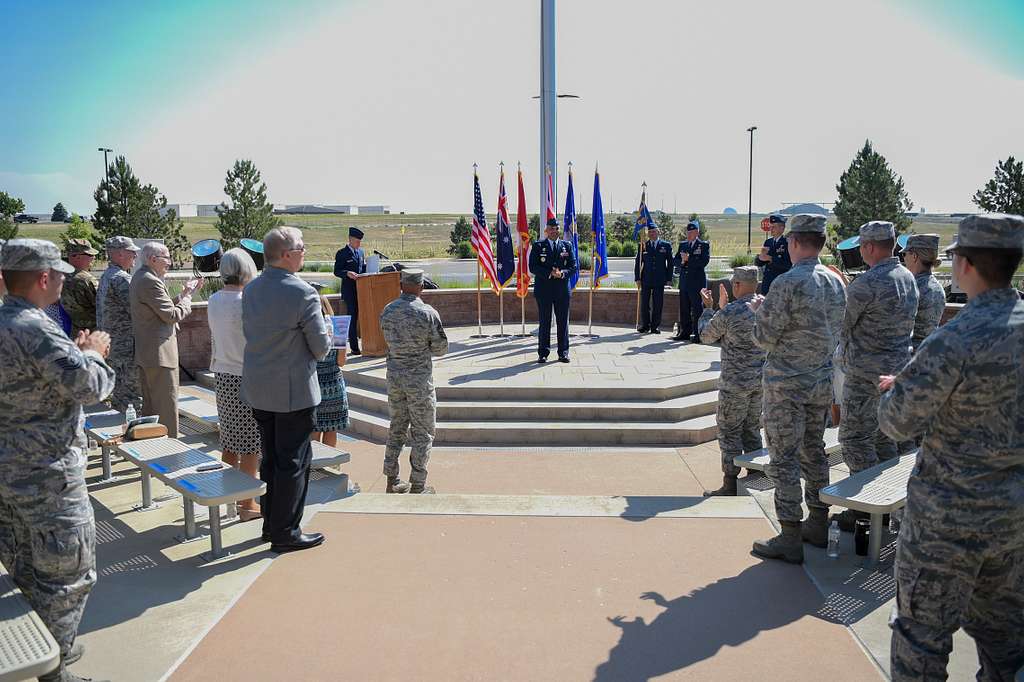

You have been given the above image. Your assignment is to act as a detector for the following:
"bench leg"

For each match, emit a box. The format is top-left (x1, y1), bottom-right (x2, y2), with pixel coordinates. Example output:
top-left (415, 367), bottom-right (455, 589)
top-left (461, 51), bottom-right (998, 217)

top-left (208, 505), bottom-right (224, 559)
top-left (869, 513), bottom-right (883, 563)
top-left (100, 444), bottom-right (113, 481)
top-left (184, 499), bottom-right (197, 539)
top-left (137, 470), bottom-right (154, 510)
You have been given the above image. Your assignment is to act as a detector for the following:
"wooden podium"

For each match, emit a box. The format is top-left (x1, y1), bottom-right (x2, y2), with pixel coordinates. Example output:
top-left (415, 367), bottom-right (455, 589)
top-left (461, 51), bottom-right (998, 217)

top-left (355, 271), bottom-right (401, 356)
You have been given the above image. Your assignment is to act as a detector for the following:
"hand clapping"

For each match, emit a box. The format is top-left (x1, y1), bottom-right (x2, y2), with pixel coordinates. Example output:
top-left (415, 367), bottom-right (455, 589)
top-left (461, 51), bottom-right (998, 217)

top-left (747, 294), bottom-right (765, 312)
top-left (717, 283), bottom-right (729, 310)
top-left (76, 330), bottom-right (111, 358)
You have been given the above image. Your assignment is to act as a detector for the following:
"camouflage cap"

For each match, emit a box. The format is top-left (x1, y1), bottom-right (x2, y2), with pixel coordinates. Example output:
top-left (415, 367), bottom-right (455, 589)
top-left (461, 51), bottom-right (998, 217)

top-left (67, 237), bottom-right (98, 256)
top-left (947, 213), bottom-right (1024, 251)
top-left (105, 235), bottom-right (140, 252)
top-left (731, 265), bottom-right (759, 284)
top-left (0, 239), bottom-right (75, 274)
top-left (906, 234), bottom-right (940, 253)
top-left (859, 221), bottom-right (895, 242)
top-left (788, 214), bottom-right (827, 233)
top-left (400, 268), bottom-right (424, 285)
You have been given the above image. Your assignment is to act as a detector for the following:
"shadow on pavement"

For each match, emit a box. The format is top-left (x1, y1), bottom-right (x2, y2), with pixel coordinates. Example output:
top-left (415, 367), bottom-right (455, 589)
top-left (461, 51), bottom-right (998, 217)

top-left (617, 496), bottom-right (705, 521)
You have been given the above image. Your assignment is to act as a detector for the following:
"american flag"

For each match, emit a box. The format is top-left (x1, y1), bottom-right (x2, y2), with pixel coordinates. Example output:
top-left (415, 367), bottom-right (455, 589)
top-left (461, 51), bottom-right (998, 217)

top-left (515, 167), bottom-right (532, 298)
top-left (472, 170), bottom-right (500, 295)
top-left (495, 168), bottom-right (515, 288)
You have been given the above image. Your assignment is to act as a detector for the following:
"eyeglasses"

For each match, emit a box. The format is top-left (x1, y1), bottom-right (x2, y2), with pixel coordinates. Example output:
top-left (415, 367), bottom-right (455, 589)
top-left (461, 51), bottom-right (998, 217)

top-left (152, 254), bottom-right (171, 262)
top-left (289, 245), bottom-right (307, 254)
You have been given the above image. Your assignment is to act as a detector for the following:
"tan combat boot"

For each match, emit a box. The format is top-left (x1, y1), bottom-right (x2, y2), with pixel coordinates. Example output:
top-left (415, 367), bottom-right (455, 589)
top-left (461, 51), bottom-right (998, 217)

top-left (386, 476), bottom-right (411, 494)
top-left (409, 482), bottom-right (435, 494)
top-left (752, 521), bottom-right (804, 564)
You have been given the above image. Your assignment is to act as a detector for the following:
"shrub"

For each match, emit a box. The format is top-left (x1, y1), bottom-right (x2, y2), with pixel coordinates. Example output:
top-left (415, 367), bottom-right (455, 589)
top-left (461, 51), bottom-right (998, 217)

top-left (620, 241), bottom-right (637, 258)
top-left (456, 241), bottom-right (474, 259)
top-left (729, 253), bottom-right (754, 268)
top-left (607, 241), bottom-right (622, 257)
top-left (577, 251), bottom-right (593, 271)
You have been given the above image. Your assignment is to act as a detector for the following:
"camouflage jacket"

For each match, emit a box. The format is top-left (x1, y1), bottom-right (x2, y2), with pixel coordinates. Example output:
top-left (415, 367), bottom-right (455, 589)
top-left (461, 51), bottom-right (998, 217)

top-left (380, 293), bottom-right (448, 390)
top-left (0, 296), bottom-right (115, 492)
top-left (61, 269), bottom-right (98, 337)
top-left (912, 272), bottom-right (945, 350)
top-left (753, 258), bottom-right (846, 388)
top-left (879, 288), bottom-right (1024, 531)
top-left (698, 293), bottom-right (764, 391)
top-left (97, 263), bottom-right (134, 354)
top-left (838, 257), bottom-right (919, 379)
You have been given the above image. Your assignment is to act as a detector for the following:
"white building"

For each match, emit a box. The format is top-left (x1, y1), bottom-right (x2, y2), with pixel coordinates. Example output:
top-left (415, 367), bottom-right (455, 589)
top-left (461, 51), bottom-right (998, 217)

top-left (357, 205), bottom-right (390, 215)
top-left (161, 203), bottom-right (221, 218)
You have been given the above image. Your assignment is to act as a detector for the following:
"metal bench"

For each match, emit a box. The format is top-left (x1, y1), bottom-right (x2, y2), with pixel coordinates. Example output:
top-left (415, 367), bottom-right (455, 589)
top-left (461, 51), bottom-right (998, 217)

top-left (177, 394), bottom-right (352, 470)
top-left (818, 452), bottom-right (917, 563)
top-left (117, 438), bottom-right (266, 559)
top-left (733, 428), bottom-right (841, 472)
top-left (0, 567), bottom-right (60, 681)
top-left (84, 408), bottom-right (127, 482)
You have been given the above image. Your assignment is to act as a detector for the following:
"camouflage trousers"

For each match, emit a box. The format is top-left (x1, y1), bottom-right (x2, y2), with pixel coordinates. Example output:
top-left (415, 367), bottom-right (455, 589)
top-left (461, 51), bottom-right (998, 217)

top-left (107, 350), bottom-right (141, 413)
top-left (0, 475), bottom-right (96, 665)
top-left (383, 384), bottom-right (436, 485)
top-left (716, 385), bottom-right (763, 477)
top-left (840, 373), bottom-right (899, 474)
top-left (891, 511), bottom-right (1024, 681)
top-left (763, 377), bottom-right (831, 524)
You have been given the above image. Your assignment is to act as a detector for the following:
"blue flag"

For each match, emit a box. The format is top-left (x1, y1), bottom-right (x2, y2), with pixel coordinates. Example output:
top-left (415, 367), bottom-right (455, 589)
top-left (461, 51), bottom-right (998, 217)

top-left (495, 168), bottom-right (515, 288)
top-left (563, 168), bottom-right (580, 290)
top-left (591, 170), bottom-right (609, 288)
top-left (632, 190), bottom-right (657, 240)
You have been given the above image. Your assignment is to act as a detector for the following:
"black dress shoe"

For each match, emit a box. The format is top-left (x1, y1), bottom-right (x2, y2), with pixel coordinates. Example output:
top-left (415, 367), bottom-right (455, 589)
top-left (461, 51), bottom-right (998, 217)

top-left (350, 349), bottom-right (361, 356)
top-left (651, 328), bottom-right (661, 334)
top-left (671, 335), bottom-right (688, 341)
top-left (636, 327), bottom-right (649, 333)
top-left (537, 356), bottom-right (547, 363)
top-left (271, 532), bottom-right (325, 553)
top-left (558, 356), bottom-right (570, 363)
top-left (261, 532), bottom-right (270, 542)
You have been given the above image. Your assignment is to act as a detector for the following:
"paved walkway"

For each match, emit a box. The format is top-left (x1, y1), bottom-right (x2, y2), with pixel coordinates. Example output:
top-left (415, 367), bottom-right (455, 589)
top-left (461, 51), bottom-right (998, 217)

top-left (345, 324), bottom-right (720, 389)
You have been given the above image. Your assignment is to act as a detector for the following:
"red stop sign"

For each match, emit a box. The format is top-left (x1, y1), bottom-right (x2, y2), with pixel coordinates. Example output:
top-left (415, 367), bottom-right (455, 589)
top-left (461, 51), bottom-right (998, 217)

top-left (760, 217), bottom-right (771, 232)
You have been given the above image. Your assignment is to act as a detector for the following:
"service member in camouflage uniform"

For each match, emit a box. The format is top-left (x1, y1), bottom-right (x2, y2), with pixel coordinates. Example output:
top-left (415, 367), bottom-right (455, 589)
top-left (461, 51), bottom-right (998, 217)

top-left (748, 214), bottom-right (846, 563)
top-left (97, 236), bottom-right (141, 412)
top-left (379, 268), bottom-right (448, 494)
top-left (60, 238), bottom-right (99, 338)
top-left (0, 239), bottom-right (6, 302)
top-left (878, 213), bottom-right (1024, 682)
top-left (0, 239), bottom-right (115, 682)
top-left (697, 266), bottom-right (765, 496)
top-left (903, 233), bottom-right (946, 351)
top-left (834, 221), bottom-right (919, 529)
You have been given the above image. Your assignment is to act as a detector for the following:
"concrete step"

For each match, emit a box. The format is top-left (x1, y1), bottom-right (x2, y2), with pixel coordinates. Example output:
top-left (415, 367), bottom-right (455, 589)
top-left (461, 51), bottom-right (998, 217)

top-left (345, 407), bottom-right (717, 446)
top-left (345, 385), bottom-right (719, 423)
top-left (342, 367), bottom-right (720, 402)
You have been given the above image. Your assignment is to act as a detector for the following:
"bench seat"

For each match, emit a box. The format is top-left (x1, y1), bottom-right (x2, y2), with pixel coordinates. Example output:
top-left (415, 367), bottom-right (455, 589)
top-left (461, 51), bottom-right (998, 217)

top-left (0, 568), bottom-right (59, 681)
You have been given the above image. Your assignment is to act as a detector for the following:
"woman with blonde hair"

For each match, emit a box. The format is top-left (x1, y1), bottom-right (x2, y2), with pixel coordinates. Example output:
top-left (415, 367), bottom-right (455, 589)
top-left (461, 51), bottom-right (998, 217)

top-left (311, 284), bottom-right (350, 447)
top-left (207, 248), bottom-right (262, 520)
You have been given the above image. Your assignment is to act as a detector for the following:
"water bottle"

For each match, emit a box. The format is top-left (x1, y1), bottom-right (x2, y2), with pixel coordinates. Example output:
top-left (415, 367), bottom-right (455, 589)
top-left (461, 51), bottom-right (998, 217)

top-left (826, 520), bottom-right (840, 559)
top-left (889, 509), bottom-right (901, 535)
top-left (125, 402), bottom-right (137, 425)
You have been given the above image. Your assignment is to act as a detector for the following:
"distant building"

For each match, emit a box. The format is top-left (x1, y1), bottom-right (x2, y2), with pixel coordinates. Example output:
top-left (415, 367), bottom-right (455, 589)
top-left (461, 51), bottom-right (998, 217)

top-left (161, 203), bottom-right (220, 218)
top-left (723, 207), bottom-right (738, 215)
top-left (778, 203), bottom-right (829, 216)
top-left (277, 204), bottom-right (357, 214)
top-left (357, 205), bottom-right (390, 215)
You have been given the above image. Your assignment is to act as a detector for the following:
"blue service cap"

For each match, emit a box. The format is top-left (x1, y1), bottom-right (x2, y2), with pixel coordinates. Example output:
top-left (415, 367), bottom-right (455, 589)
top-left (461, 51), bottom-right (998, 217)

top-left (686, 220), bottom-right (700, 231)
top-left (769, 214), bottom-right (786, 225)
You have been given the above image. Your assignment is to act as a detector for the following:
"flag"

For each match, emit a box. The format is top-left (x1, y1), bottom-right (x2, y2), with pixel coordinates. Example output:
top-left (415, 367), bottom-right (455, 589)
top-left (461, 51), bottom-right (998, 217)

top-left (515, 168), bottom-right (532, 298)
top-left (591, 169), bottom-right (609, 288)
top-left (632, 188), bottom-right (657, 240)
top-left (471, 170), bottom-right (500, 295)
top-left (495, 168), bottom-right (515, 288)
top-left (545, 167), bottom-right (557, 224)
top-left (563, 167), bottom-right (580, 290)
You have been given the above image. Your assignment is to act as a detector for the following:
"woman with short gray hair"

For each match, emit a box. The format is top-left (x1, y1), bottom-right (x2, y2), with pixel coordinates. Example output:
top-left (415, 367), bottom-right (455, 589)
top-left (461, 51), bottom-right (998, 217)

top-left (207, 247), bottom-right (262, 520)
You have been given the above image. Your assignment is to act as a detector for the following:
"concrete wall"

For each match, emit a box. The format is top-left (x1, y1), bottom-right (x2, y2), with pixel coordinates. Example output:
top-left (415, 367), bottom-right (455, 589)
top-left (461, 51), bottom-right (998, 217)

top-left (176, 287), bottom-right (967, 372)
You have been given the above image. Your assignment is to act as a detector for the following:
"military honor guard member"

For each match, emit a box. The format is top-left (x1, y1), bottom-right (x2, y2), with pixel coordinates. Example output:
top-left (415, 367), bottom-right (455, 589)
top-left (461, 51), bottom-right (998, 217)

top-left (529, 218), bottom-right (577, 363)
top-left (672, 220), bottom-right (710, 342)
top-left (634, 225), bottom-right (674, 333)
top-left (60, 238), bottom-right (99, 338)
top-left (333, 227), bottom-right (366, 355)
top-left (878, 213), bottom-right (1024, 681)
top-left (757, 214), bottom-right (792, 293)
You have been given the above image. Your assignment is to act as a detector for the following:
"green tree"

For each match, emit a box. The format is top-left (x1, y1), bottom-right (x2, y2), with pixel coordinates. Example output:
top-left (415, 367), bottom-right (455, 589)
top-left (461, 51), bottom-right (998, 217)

top-left (653, 210), bottom-right (676, 243)
top-left (575, 213), bottom-right (591, 236)
top-left (51, 202), bottom-right (69, 222)
top-left (215, 159), bottom-right (282, 248)
top-left (57, 214), bottom-right (103, 254)
top-left (832, 140), bottom-right (913, 242)
top-left (448, 216), bottom-right (471, 255)
top-left (528, 214), bottom-right (540, 241)
top-left (972, 156), bottom-right (1024, 215)
top-left (0, 191), bottom-right (26, 240)
top-left (610, 214), bottom-right (635, 243)
top-left (93, 156), bottom-right (190, 266)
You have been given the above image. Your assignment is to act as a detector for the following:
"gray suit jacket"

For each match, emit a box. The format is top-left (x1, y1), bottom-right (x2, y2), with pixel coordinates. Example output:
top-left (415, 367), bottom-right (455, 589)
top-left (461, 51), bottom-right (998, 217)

top-left (241, 266), bottom-right (331, 412)
top-left (129, 265), bottom-right (192, 369)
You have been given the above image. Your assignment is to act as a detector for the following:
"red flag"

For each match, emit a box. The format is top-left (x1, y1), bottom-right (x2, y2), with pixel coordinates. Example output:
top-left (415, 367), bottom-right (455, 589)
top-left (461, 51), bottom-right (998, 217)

top-left (515, 167), bottom-right (532, 298)
top-left (545, 166), bottom-right (556, 224)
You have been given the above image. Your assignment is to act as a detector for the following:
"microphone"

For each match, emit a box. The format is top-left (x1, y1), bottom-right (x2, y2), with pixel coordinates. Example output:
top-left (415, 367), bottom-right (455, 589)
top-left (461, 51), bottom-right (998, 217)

top-left (373, 250), bottom-right (391, 260)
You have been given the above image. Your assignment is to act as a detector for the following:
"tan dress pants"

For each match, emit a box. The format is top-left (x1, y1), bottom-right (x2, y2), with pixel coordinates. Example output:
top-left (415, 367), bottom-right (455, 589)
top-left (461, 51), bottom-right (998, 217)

top-left (139, 366), bottom-right (179, 438)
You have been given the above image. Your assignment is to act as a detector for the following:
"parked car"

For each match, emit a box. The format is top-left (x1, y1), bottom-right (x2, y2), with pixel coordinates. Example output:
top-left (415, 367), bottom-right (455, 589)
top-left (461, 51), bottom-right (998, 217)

top-left (13, 214), bottom-right (39, 223)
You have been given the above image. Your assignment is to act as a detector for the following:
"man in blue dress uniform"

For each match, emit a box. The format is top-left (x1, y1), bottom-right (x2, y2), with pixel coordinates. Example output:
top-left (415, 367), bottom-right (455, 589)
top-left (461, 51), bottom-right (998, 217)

top-left (529, 218), bottom-right (577, 363)
top-left (672, 220), bottom-right (710, 342)
top-left (333, 227), bottom-right (366, 354)
top-left (757, 214), bottom-right (792, 293)
top-left (634, 225), bottom-right (674, 333)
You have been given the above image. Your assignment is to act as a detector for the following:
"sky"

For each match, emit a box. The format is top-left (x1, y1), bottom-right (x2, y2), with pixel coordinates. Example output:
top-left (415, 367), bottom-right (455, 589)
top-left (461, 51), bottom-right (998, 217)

top-left (2, 0), bottom-right (1023, 216)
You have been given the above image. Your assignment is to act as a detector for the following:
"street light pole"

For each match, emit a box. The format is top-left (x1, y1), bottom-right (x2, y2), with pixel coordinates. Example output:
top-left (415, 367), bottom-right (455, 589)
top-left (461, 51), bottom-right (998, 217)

top-left (540, 0), bottom-right (556, 212)
top-left (97, 147), bottom-right (112, 179)
top-left (746, 126), bottom-right (757, 254)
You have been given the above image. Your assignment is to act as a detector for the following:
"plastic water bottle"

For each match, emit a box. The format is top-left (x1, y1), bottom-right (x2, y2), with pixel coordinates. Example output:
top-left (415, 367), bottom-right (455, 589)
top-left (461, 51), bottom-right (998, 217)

top-left (125, 402), bottom-right (137, 425)
top-left (826, 520), bottom-right (841, 559)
